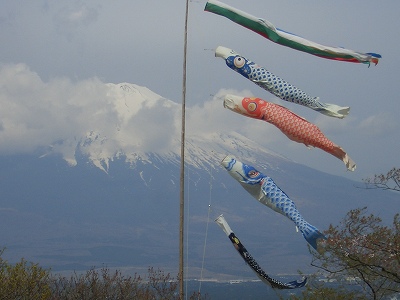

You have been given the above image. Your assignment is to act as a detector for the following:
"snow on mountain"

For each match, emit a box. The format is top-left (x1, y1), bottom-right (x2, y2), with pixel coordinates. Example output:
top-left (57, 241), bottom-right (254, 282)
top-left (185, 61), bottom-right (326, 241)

top-left (44, 82), bottom-right (289, 173)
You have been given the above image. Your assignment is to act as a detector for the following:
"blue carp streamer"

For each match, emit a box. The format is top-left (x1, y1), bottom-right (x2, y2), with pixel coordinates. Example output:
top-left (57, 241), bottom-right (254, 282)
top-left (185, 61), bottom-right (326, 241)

top-left (221, 155), bottom-right (326, 251)
top-left (216, 46), bottom-right (350, 119)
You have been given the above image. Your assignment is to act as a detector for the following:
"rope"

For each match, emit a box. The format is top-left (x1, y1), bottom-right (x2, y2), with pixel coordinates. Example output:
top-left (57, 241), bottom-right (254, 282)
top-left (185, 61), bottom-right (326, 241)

top-left (197, 163), bottom-right (213, 298)
top-left (185, 162), bottom-right (190, 299)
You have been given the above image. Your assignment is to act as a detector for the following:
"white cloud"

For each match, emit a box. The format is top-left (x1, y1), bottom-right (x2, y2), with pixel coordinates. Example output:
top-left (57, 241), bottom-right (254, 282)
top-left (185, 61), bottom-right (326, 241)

top-left (187, 88), bottom-right (282, 145)
top-left (357, 113), bottom-right (397, 137)
top-left (0, 63), bottom-right (286, 171)
top-left (1, 60), bottom-right (399, 179)
top-left (0, 63), bottom-right (181, 167)
top-left (53, 2), bottom-right (99, 40)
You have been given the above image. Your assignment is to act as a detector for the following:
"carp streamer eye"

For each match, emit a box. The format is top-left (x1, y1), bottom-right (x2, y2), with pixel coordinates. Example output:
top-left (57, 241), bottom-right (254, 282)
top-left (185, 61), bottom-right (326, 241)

top-left (247, 102), bottom-right (257, 112)
top-left (234, 56), bottom-right (246, 68)
top-left (248, 170), bottom-right (259, 178)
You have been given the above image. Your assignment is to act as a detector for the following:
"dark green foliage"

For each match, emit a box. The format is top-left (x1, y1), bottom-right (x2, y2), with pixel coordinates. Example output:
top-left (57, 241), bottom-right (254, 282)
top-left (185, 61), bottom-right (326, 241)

top-left (0, 248), bottom-right (52, 300)
top-left (0, 248), bottom-right (208, 299)
top-left (51, 266), bottom-right (178, 300)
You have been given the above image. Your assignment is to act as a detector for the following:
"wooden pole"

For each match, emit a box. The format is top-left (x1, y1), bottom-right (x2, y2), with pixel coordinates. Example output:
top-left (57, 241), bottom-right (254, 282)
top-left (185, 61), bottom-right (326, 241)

top-left (179, 0), bottom-right (189, 299)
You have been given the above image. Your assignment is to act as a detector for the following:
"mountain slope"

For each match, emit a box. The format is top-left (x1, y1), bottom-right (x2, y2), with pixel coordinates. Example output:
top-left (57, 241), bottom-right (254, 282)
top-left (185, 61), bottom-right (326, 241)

top-left (0, 83), bottom-right (398, 280)
top-left (0, 139), bottom-right (397, 280)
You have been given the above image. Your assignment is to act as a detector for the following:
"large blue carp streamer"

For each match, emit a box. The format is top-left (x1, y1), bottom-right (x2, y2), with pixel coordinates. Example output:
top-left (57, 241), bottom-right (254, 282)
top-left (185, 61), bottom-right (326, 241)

top-left (215, 214), bottom-right (308, 289)
top-left (216, 46), bottom-right (350, 119)
top-left (221, 155), bottom-right (326, 251)
top-left (205, 0), bottom-right (381, 66)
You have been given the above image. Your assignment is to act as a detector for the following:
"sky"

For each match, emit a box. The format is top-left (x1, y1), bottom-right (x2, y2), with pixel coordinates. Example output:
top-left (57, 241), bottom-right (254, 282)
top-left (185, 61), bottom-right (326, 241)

top-left (0, 0), bottom-right (399, 181)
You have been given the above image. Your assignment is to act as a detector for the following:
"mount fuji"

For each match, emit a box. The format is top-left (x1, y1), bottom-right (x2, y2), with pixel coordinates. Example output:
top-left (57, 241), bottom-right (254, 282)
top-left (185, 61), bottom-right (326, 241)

top-left (0, 83), bottom-right (397, 280)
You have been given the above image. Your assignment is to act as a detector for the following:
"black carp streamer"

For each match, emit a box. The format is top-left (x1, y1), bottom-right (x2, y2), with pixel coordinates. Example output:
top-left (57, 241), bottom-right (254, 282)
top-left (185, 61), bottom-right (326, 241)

top-left (215, 214), bottom-right (307, 289)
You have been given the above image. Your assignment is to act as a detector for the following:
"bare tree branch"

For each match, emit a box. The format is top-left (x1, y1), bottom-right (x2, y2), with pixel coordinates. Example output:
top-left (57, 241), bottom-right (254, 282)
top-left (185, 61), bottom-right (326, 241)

top-left (363, 167), bottom-right (400, 193)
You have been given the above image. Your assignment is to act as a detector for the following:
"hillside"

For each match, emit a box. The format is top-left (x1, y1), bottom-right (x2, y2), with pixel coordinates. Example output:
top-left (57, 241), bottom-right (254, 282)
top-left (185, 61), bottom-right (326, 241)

top-left (0, 82), bottom-right (398, 280)
top-left (0, 147), bottom-right (397, 280)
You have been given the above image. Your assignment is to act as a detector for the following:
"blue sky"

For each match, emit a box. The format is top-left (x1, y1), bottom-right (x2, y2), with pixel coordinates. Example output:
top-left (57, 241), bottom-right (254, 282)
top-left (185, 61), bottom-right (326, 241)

top-left (0, 0), bottom-right (399, 181)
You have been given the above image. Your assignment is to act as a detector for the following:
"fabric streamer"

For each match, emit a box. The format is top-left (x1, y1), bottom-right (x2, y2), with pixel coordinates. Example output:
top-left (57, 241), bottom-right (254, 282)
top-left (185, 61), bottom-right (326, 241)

top-left (224, 94), bottom-right (356, 171)
top-left (221, 155), bottom-right (326, 251)
top-left (215, 214), bottom-right (307, 289)
top-left (205, 0), bottom-right (381, 65)
top-left (216, 46), bottom-right (350, 119)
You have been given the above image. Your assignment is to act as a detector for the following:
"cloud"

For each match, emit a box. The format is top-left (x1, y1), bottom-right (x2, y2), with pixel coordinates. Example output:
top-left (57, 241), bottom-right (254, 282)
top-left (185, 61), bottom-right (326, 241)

top-left (1, 61), bottom-right (398, 179)
top-left (0, 63), bottom-right (284, 171)
top-left (0, 6), bottom-right (16, 27)
top-left (357, 113), bottom-right (397, 137)
top-left (0, 63), bottom-right (104, 153)
top-left (0, 63), bottom-right (182, 167)
top-left (53, 2), bottom-right (99, 40)
top-left (188, 89), bottom-right (281, 145)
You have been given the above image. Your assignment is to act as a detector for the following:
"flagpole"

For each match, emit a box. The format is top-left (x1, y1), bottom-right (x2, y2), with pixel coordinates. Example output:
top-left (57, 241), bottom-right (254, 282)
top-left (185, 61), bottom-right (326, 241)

top-left (179, 0), bottom-right (189, 298)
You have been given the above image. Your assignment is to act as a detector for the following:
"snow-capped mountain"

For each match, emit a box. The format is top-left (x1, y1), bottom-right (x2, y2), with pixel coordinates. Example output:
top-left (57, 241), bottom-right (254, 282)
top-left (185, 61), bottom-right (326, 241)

top-left (37, 82), bottom-right (288, 173)
top-left (39, 83), bottom-right (182, 172)
top-left (0, 83), bottom-right (398, 281)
